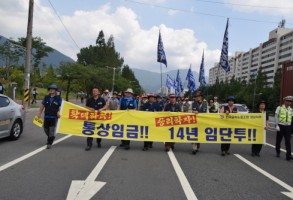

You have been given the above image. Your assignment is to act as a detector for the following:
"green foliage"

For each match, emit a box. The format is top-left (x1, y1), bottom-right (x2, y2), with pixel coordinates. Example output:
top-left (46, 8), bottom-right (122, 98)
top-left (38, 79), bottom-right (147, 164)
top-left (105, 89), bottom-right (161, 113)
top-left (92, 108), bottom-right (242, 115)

top-left (0, 39), bottom-right (25, 80)
top-left (201, 69), bottom-right (282, 112)
top-left (17, 37), bottom-right (53, 86)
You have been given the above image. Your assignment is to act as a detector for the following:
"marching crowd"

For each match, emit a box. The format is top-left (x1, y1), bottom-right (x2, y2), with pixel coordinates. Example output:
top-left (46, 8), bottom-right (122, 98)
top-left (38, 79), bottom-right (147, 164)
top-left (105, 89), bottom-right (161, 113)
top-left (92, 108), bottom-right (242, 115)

top-left (37, 84), bottom-right (293, 161)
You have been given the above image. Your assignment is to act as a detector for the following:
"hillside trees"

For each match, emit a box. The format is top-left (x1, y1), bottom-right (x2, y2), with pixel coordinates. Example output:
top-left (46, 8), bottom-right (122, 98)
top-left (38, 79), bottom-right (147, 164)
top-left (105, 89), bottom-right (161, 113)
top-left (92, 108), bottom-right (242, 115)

top-left (75, 30), bottom-right (142, 95)
top-left (0, 38), bottom-right (25, 80)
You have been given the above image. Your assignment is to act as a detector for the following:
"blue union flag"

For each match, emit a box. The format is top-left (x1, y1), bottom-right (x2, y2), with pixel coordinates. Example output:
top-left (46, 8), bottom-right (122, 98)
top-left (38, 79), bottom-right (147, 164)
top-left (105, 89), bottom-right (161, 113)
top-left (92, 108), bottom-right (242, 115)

top-left (199, 50), bottom-right (206, 87)
top-left (175, 69), bottom-right (183, 96)
top-left (186, 67), bottom-right (196, 93)
top-left (219, 18), bottom-right (230, 73)
top-left (157, 31), bottom-right (167, 67)
top-left (166, 74), bottom-right (175, 93)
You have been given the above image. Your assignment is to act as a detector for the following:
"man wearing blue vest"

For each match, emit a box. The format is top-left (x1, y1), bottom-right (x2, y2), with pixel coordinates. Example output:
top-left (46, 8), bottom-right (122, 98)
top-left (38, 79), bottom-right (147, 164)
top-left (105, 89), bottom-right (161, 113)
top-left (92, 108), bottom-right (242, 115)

top-left (191, 91), bottom-right (208, 155)
top-left (141, 93), bottom-right (156, 151)
top-left (37, 84), bottom-right (62, 149)
top-left (117, 88), bottom-right (137, 150)
top-left (275, 96), bottom-right (293, 161)
top-left (163, 93), bottom-right (182, 152)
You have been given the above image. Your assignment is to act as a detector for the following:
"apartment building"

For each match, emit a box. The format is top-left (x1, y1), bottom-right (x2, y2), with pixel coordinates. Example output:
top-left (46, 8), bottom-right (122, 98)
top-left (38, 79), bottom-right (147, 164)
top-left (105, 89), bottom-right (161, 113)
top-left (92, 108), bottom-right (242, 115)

top-left (209, 27), bottom-right (293, 86)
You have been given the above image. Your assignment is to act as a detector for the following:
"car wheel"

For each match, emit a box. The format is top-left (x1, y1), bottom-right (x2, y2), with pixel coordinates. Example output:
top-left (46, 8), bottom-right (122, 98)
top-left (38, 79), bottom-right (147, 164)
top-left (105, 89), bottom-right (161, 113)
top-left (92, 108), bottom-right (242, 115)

top-left (9, 119), bottom-right (23, 140)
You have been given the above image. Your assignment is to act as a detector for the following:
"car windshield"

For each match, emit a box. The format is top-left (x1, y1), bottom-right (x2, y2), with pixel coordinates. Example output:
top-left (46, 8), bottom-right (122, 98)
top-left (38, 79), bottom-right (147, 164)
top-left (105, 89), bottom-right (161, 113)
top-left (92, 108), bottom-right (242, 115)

top-left (234, 105), bottom-right (248, 112)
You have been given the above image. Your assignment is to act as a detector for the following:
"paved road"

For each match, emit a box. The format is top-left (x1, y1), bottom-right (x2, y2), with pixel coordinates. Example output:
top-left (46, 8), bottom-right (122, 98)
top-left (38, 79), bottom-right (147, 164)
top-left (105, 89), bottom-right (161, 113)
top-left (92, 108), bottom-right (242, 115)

top-left (0, 109), bottom-right (292, 200)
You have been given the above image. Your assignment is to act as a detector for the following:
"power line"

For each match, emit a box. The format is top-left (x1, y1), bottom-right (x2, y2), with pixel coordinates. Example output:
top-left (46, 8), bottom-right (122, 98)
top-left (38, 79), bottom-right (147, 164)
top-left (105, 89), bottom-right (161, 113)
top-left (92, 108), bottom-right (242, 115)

top-left (34, 2), bottom-right (78, 54)
top-left (194, 0), bottom-right (293, 10)
top-left (125, 0), bottom-right (292, 25)
top-left (47, 0), bottom-right (80, 50)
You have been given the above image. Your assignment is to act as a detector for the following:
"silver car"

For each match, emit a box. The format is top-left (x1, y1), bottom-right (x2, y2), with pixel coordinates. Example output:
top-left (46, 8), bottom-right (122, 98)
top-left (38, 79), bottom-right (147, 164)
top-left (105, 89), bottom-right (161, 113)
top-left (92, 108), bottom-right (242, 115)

top-left (0, 94), bottom-right (25, 140)
top-left (220, 103), bottom-right (249, 113)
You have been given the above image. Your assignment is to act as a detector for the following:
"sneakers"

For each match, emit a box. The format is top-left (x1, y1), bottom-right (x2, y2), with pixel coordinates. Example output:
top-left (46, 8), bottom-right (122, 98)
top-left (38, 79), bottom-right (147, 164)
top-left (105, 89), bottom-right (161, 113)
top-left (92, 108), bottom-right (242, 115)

top-left (85, 146), bottom-right (92, 151)
top-left (46, 144), bottom-right (52, 149)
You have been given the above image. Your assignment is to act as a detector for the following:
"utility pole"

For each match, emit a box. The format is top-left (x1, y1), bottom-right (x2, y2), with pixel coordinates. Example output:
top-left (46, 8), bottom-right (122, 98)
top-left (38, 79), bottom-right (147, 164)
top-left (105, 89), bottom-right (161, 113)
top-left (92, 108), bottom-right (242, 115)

top-left (23, 0), bottom-right (34, 110)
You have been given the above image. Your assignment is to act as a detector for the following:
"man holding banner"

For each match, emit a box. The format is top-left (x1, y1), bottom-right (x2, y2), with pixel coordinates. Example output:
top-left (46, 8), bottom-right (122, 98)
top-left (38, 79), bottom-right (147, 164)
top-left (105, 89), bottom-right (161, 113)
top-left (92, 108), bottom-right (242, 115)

top-left (141, 93), bottom-right (156, 151)
top-left (85, 86), bottom-right (107, 151)
top-left (191, 91), bottom-right (208, 155)
top-left (163, 93), bottom-right (182, 152)
top-left (220, 96), bottom-right (238, 156)
top-left (118, 88), bottom-right (137, 150)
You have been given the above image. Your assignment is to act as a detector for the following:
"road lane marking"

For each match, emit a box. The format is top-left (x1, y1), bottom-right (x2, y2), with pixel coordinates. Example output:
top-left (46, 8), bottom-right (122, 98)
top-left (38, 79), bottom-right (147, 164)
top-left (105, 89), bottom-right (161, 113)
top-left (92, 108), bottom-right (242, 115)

top-left (265, 142), bottom-right (293, 155)
top-left (168, 150), bottom-right (198, 200)
top-left (67, 146), bottom-right (117, 200)
top-left (0, 135), bottom-right (72, 172)
top-left (235, 154), bottom-right (293, 199)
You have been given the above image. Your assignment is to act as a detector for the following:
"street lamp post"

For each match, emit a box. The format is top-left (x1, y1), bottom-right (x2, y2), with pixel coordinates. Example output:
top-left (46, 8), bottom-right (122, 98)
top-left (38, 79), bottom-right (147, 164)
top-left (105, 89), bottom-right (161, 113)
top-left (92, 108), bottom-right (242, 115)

top-left (106, 66), bottom-right (120, 94)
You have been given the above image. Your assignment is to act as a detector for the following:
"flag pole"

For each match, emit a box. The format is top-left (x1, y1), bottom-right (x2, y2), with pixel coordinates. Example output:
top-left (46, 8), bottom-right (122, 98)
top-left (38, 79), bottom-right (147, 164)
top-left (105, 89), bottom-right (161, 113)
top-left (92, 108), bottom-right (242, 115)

top-left (160, 63), bottom-right (162, 95)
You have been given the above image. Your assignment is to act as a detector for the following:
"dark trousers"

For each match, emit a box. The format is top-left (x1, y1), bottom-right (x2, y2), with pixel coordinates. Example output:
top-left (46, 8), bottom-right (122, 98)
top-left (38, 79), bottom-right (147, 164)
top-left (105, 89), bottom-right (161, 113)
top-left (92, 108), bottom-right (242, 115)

top-left (43, 118), bottom-right (57, 145)
top-left (221, 143), bottom-right (230, 152)
top-left (87, 138), bottom-right (102, 146)
top-left (276, 124), bottom-right (292, 159)
top-left (144, 141), bottom-right (153, 148)
top-left (252, 144), bottom-right (263, 154)
top-left (121, 140), bottom-right (130, 146)
top-left (165, 142), bottom-right (175, 150)
top-left (31, 95), bottom-right (37, 104)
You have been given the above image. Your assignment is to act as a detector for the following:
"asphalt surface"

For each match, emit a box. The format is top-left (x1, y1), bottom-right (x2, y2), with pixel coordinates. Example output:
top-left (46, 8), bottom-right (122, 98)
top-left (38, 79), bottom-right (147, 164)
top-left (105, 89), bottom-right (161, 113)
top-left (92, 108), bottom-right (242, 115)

top-left (0, 109), bottom-right (292, 200)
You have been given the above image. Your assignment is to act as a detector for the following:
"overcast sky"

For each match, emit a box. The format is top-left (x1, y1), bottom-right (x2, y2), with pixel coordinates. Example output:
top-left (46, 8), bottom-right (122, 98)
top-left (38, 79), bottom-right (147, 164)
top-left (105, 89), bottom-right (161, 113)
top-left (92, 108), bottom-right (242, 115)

top-left (0, 0), bottom-right (292, 74)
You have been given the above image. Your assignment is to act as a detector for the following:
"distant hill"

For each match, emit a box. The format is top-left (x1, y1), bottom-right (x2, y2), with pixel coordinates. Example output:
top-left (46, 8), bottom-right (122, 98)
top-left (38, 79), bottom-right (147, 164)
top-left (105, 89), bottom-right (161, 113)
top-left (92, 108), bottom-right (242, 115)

top-left (132, 68), bottom-right (206, 93)
top-left (0, 35), bottom-right (74, 68)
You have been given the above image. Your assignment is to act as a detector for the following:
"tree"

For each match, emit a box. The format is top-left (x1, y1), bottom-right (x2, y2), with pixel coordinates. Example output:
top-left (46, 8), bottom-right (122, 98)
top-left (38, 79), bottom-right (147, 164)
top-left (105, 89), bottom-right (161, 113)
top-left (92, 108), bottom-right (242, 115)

top-left (0, 39), bottom-right (25, 80)
top-left (77, 30), bottom-right (124, 68)
top-left (17, 37), bottom-right (53, 86)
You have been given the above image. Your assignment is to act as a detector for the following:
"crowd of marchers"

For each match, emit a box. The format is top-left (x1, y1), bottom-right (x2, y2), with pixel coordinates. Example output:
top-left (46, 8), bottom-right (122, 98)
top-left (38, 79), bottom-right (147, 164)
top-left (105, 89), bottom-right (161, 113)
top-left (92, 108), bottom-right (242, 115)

top-left (37, 84), bottom-right (293, 161)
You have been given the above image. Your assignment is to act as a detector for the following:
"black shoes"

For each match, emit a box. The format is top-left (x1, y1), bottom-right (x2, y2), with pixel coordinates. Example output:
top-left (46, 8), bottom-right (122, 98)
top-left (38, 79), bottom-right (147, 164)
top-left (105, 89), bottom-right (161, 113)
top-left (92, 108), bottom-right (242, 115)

top-left (276, 153), bottom-right (280, 157)
top-left (221, 151), bottom-right (230, 156)
top-left (192, 150), bottom-right (197, 155)
top-left (125, 145), bottom-right (130, 150)
top-left (85, 146), bottom-right (92, 151)
top-left (46, 144), bottom-right (52, 149)
top-left (286, 157), bottom-right (293, 161)
top-left (142, 147), bottom-right (148, 151)
top-left (97, 143), bottom-right (101, 148)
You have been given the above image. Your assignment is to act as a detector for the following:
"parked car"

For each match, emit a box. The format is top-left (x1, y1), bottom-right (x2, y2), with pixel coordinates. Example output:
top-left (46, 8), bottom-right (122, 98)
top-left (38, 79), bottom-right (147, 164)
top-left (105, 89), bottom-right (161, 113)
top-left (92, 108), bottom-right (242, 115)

top-left (0, 94), bottom-right (25, 140)
top-left (219, 103), bottom-right (249, 113)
